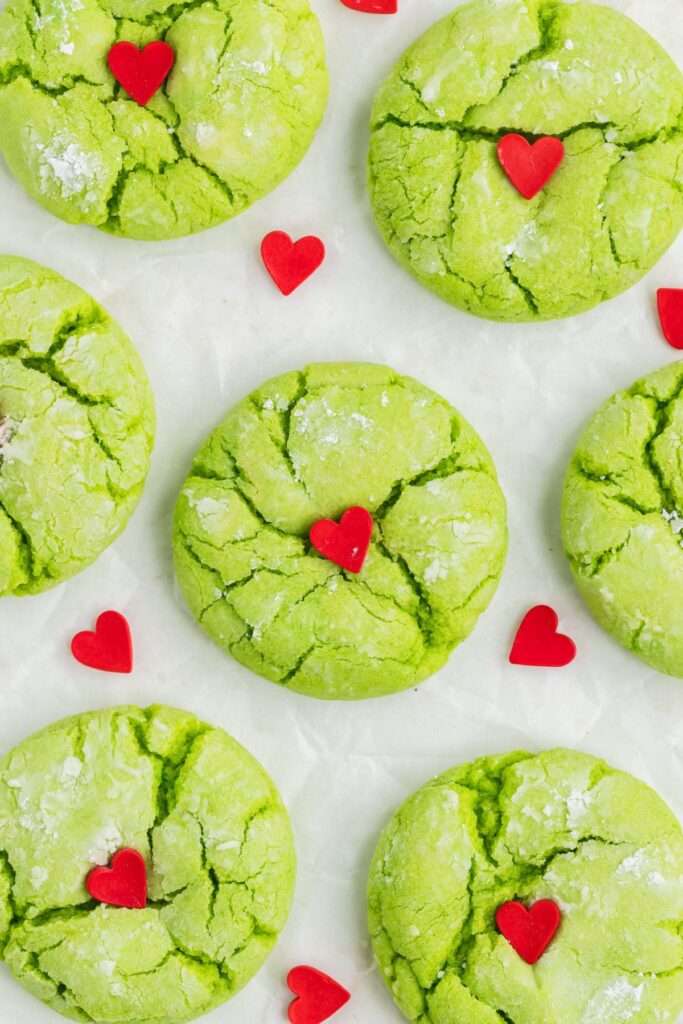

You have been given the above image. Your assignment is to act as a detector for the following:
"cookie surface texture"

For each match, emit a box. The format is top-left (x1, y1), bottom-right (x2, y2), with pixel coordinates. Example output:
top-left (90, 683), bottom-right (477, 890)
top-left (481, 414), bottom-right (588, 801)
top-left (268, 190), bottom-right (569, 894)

top-left (0, 256), bottom-right (154, 597)
top-left (368, 748), bottom-right (683, 1024)
top-left (562, 360), bottom-right (683, 677)
top-left (0, 705), bottom-right (296, 1023)
top-left (368, 0), bottom-right (683, 321)
top-left (173, 363), bottom-right (508, 699)
top-left (0, 0), bottom-right (328, 240)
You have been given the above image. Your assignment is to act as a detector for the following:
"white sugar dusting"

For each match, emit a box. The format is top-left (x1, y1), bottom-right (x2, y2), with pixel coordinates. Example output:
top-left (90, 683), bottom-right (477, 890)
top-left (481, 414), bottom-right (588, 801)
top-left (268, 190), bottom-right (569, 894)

top-left (36, 136), bottom-right (103, 205)
top-left (584, 979), bottom-right (644, 1022)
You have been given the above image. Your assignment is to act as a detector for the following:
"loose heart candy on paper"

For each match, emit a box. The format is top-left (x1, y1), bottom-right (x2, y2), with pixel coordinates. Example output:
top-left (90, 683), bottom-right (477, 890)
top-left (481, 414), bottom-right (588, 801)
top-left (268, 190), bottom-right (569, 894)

top-left (657, 289), bottom-right (683, 350)
top-left (261, 231), bottom-right (325, 296)
top-left (288, 966), bottom-right (351, 1024)
top-left (340, 0), bottom-right (397, 13)
top-left (108, 41), bottom-right (175, 106)
top-left (71, 610), bottom-right (133, 674)
top-left (309, 507), bottom-right (373, 573)
top-left (496, 900), bottom-right (561, 965)
top-left (497, 134), bottom-right (565, 200)
top-left (87, 849), bottom-right (147, 909)
top-left (509, 606), bottom-right (576, 668)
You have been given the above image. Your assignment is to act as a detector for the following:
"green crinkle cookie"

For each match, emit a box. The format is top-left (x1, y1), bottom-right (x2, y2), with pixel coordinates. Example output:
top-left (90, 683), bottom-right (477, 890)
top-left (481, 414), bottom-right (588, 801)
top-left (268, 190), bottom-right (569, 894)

top-left (0, 0), bottom-right (328, 240)
top-left (368, 0), bottom-right (683, 322)
top-left (562, 360), bottom-right (683, 678)
top-left (0, 256), bottom-right (155, 597)
top-left (0, 705), bottom-right (296, 1024)
top-left (368, 748), bottom-right (683, 1024)
top-left (173, 363), bottom-right (508, 700)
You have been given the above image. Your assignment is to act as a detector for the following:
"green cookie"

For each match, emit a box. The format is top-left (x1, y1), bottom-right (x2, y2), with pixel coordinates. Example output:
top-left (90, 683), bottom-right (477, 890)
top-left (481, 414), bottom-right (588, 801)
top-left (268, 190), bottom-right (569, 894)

top-left (0, 705), bottom-right (296, 1024)
top-left (173, 363), bottom-right (508, 700)
top-left (368, 748), bottom-right (683, 1024)
top-left (369, 0), bottom-right (683, 322)
top-left (0, 256), bottom-right (154, 597)
top-left (0, 0), bottom-right (328, 241)
top-left (562, 360), bottom-right (683, 678)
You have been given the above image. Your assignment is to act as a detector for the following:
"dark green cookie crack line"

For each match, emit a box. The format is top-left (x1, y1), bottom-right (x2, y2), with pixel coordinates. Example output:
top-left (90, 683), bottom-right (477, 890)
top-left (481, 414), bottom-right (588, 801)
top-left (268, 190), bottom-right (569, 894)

top-left (0, 0), bottom-right (328, 240)
top-left (173, 363), bottom-right (508, 700)
top-left (368, 0), bottom-right (683, 322)
top-left (562, 359), bottom-right (683, 679)
top-left (0, 705), bottom-right (296, 1024)
top-left (368, 748), bottom-right (683, 1024)
top-left (0, 256), bottom-right (155, 598)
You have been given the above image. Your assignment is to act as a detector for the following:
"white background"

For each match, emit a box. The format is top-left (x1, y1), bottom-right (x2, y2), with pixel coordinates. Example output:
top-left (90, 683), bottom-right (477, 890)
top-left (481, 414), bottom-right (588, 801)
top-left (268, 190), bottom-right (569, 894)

top-left (1, 0), bottom-right (683, 1021)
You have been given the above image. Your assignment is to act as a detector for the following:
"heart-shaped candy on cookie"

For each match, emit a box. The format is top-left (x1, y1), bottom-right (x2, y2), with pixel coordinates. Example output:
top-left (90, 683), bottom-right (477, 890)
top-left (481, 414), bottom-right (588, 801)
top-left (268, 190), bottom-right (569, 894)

top-left (497, 134), bottom-right (565, 200)
top-left (496, 900), bottom-right (561, 964)
top-left (509, 605), bottom-right (576, 667)
top-left (71, 610), bottom-right (133, 674)
top-left (108, 41), bottom-right (175, 106)
top-left (87, 849), bottom-right (147, 909)
top-left (310, 507), bottom-right (373, 573)
top-left (288, 966), bottom-right (350, 1024)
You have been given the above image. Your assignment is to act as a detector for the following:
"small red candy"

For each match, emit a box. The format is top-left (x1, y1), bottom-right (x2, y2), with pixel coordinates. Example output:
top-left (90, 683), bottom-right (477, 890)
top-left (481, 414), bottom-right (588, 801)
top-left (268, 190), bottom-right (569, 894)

top-left (496, 900), bottom-right (561, 965)
top-left (657, 289), bottom-right (683, 350)
top-left (87, 849), bottom-right (147, 909)
top-left (497, 134), bottom-right (565, 200)
top-left (309, 507), bottom-right (373, 574)
top-left (288, 966), bottom-right (351, 1024)
top-left (340, 0), bottom-right (397, 13)
top-left (509, 606), bottom-right (576, 668)
top-left (71, 610), bottom-right (133, 674)
top-left (108, 41), bottom-right (174, 106)
top-left (261, 231), bottom-right (325, 296)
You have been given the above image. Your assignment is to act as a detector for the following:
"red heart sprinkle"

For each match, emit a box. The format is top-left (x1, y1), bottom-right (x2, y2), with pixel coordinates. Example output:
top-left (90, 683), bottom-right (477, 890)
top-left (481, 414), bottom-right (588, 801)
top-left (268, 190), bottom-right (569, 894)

top-left (108, 41), bottom-right (175, 106)
top-left (288, 966), bottom-right (351, 1024)
top-left (497, 134), bottom-right (565, 200)
top-left (496, 900), bottom-right (561, 965)
top-left (340, 0), bottom-right (397, 12)
top-left (261, 231), bottom-right (325, 296)
top-left (87, 849), bottom-right (147, 909)
top-left (71, 610), bottom-right (133, 674)
top-left (657, 289), bottom-right (683, 350)
top-left (509, 606), bottom-right (576, 668)
top-left (309, 507), bottom-right (373, 573)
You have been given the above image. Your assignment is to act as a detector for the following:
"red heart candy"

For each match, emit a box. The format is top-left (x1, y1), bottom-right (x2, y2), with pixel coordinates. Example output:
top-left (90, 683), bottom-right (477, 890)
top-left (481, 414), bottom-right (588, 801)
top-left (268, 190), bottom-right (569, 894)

top-left (509, 606), bottom-right (576, 668)
top-left (71, 610), bottom-right (133, 674)
top-left (288, 966), bottom-right (350, 1024)
top-left (108, 41), bottom-right (175, 106)
top-left (496, 900), bottom-right (561, 965)
top-left (87, 849), bottom-right (147, 909)
top-left (497, 134), bottom-right (565, 200)
top-left (309, 507), bottom-right (373, 573)
top-left (340, 0), bottom-right (397, 12)
top-left (657, 289), bottom-right (683, 350)
top-left (261, 231), bottom-right (325, 296)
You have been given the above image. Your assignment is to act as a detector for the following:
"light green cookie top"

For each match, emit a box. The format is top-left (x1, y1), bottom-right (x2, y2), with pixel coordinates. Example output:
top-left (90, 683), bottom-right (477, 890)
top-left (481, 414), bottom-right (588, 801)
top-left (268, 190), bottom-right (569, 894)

top-left (369, 0), bottom-right (683, 322)
top-left (0, 0), bottom-right (327, 240)
top-left (0, 705), bottom-right (296, 1024)
top-left (173, 363), bottom-right (507, 700)
top-left (368, 748), bottom-right (683, 1024)
top-left (0, 256), bottom-right (154, 597)
top-left (562, 360), bottom-right (683, 678)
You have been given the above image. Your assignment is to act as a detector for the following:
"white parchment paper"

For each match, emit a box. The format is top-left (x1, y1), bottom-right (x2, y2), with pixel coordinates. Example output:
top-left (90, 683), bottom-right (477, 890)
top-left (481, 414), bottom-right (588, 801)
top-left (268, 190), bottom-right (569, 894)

top-left (1, 1), bottom-right (683, 1020)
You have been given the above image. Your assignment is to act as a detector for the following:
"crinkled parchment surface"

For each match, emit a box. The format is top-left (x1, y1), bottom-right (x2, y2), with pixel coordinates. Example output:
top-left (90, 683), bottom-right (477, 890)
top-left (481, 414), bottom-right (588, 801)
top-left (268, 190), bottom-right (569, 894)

top-left (1, 0), bottom-right (683, 1022)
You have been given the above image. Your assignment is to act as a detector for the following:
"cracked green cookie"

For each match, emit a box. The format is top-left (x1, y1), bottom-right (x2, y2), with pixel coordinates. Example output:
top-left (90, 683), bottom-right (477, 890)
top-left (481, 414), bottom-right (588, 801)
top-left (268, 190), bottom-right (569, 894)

top-left (0, 0), bottom-right (328, 240)
top-left (172, 363), bottom-right (508, 700)
top-left (368, 0), bottom-right (683, 322)
top-left (562, 360), bottom-right (683, 678)
top-left (368, 748), bottom-right (683, 1024)
top-left (0, 256), bottom-right (154, 597)
top-left (0, 704), bottom-right (296, 1024)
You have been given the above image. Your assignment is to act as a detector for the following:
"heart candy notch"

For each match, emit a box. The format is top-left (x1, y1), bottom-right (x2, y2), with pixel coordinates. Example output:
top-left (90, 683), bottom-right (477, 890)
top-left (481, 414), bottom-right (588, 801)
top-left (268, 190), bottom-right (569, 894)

top-left (309, 507), bottom-right (373, 573)
top-left (108, 41), bottom-right (175, 106)
top-left (71, 610), bottom-right (133, 674)
top-left (496, 900), bottom-right (561, 965)
top-left (87, 849), bottom-right (147, 909)
top-left (509, 605), bottom-right (576, 668)
top-left (497, 134), bottom-right (565, 200)
top-left (261, 231), bottom-right (325, 295)
top-left (288, 966), bottom-right (350, 1024)
top-left (657, 288), bottom-right (683, 350)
